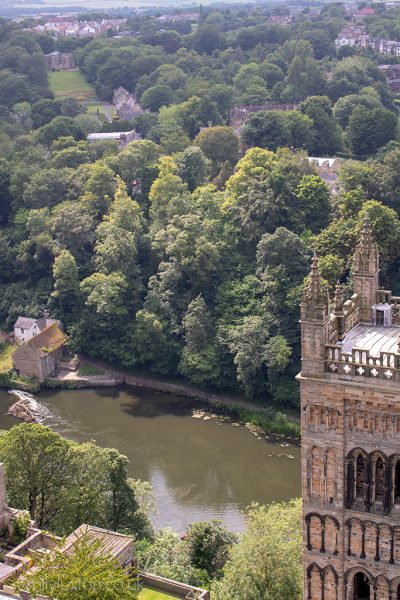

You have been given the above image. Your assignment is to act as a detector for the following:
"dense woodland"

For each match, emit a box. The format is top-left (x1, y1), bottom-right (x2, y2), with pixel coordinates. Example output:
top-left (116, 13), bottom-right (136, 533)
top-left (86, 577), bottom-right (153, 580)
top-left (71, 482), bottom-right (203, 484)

top-left (2, 5), bottom-right (400, 599)
top-left (1, 5), bottom-right (400, 410)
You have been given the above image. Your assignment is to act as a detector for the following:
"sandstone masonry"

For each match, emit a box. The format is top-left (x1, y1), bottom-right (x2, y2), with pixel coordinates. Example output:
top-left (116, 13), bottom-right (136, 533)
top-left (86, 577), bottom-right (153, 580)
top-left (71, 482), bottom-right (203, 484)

top-left (299, 216), bottom-right (400, 600)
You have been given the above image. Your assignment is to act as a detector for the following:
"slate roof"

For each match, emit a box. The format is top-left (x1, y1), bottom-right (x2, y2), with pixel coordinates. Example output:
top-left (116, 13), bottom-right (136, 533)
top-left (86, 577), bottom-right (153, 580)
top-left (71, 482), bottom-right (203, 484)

top-left (62, 524), bottom-right (133, 559)
top-left (24, 323), bottom-right (68, 356)
top-left (14, 316), bottom-right (59, 331)
top-left (14, 317), bottom-right (36, 329)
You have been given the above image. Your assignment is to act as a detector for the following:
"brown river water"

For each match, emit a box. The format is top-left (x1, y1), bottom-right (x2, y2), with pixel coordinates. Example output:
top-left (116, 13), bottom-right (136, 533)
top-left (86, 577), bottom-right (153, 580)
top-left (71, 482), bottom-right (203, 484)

top-left (0, 386), bottom-right (301, 532)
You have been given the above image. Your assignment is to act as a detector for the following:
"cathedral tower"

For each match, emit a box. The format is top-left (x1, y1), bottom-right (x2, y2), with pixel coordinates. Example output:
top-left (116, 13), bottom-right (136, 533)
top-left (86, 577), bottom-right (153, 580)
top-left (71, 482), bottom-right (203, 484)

top-left (299, 216), bottom-right (400, 600)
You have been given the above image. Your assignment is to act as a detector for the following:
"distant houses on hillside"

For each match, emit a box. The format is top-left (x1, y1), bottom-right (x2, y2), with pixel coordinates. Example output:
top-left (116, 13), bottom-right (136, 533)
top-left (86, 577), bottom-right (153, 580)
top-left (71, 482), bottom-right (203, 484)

top-left (379, 64), bottom-right (400, 91)
top-left (267, 15), bottom-right (292, 25)
top-left (30, 17), bottom-right (126, 38)
top-left (335, 24), bottom-right (400, 56)
top-left (112, 86), bottom-right (143, 120)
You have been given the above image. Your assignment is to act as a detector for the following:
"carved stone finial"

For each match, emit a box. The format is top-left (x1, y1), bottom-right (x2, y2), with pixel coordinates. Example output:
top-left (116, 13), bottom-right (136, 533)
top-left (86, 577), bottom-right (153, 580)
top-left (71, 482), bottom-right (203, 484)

top-left (333, 282), bottom-right (343, 314)
top-left (353, 211), bottom-right (379, 274)
top-left (302, 252), bottom-right (329, 309)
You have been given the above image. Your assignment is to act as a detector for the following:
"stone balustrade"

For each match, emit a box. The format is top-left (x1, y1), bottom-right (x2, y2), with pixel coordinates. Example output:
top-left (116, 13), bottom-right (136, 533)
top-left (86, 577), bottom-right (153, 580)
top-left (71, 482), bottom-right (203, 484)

top-left (325, 344), bottom-right (400, 383)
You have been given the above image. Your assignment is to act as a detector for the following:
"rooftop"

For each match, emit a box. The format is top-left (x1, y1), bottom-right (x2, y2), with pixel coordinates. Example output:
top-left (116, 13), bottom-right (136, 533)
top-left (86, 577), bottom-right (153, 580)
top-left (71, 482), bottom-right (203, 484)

top-left (62, 524), bottom-right (133, 560)
top-left (87, 130), bottom-right (135, 140)
top-left (24, 323), bottom-right (68, 356)
top-left (342, 323), bottom-right (400, 357)
top-left (14, 316), bottom-right (59, 332)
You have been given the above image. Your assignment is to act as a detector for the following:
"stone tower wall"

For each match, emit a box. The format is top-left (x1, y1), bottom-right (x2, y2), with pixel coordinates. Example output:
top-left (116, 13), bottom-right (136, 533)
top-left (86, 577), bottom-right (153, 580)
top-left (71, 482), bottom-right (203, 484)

top-left (301, 375), bottom-right (400, 600)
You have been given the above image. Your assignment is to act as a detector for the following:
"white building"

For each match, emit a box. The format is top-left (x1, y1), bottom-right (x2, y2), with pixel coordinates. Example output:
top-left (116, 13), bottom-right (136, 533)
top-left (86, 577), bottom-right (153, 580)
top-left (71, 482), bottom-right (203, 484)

top-left (13, 312), bottom-right (61, 345)
top-left (87, 130), bottom-right (139, 148)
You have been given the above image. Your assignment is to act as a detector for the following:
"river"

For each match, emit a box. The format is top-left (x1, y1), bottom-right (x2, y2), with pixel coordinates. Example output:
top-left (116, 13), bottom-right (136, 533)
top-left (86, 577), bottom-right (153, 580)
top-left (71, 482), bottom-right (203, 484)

top-left (0, 386), bottom-right (301, 533)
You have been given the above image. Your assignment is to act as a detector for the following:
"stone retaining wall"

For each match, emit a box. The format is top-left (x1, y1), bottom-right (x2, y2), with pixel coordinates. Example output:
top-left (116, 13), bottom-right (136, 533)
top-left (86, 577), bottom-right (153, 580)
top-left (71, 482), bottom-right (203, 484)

top-left (124, 374), bottom-right (215, 402)
top-left (139, 571), bottom-right (210, 599)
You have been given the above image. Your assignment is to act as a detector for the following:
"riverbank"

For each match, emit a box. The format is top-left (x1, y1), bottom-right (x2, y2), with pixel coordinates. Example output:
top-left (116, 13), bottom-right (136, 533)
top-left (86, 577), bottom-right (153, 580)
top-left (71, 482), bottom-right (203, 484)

top-left (0, 386), bottom-right (300, 531)
top-left (45, 357), bottom-right (300, 440)
top-left (0, 356), bottom-right (300, 439)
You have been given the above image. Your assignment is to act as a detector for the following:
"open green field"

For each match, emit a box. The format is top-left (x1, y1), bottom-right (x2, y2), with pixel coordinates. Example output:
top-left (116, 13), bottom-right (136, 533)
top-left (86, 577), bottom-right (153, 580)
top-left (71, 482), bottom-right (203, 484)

top-left (0, 343), bottom-right (15, 373)
top-left (49, 70), bottom-right (95, 101)
top-left (138, 586), bottom-right (180, 600)
top-left (86, 102), bottom-right (106, 116)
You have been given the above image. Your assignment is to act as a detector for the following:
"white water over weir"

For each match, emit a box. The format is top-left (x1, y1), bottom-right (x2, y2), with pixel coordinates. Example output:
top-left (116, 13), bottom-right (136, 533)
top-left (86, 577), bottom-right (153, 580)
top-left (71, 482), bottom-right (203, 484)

top-left (7, 390), bottom-right (49, 423)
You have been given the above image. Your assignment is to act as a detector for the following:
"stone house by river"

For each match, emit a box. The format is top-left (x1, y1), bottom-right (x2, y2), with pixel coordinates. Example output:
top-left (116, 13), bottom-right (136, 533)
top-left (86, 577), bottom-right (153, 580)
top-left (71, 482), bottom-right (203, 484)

top-left (13, 312), bottom-right (61, 345)
top-left (12, 323), bottom-right (68, 383)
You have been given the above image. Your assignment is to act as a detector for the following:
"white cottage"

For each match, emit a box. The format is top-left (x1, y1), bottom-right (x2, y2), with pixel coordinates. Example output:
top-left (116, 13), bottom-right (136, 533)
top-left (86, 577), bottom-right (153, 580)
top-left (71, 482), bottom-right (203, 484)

top-left (13, 312), bottom-right (62, 345)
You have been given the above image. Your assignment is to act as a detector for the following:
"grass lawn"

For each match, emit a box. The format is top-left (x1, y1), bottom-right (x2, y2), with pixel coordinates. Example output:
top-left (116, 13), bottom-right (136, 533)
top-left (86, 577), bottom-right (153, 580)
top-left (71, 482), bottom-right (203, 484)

top-left (138, 587), bottom-right (180, 600)
top-left (49, 70), bottom-right (95, 100)
top-left (78, 363), bottom-right (105, 376)
top-left (0, 343), bottom-right (16, 373)
top-left (86, 102), bottom-right (106, 116)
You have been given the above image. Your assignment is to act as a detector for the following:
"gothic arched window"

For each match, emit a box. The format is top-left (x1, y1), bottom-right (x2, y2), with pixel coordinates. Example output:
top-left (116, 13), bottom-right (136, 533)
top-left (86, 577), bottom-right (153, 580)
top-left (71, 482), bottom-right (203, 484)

top-left (353, 572), bottom-right (370, 600)
top-left (310, 446), bottom-right (323, 500)
top-left (395, 460), bottom-right (400, 504)
top-left (356, 454), bottom-right (366, 500)
top-left (374, 456), bottom-right (385, 503)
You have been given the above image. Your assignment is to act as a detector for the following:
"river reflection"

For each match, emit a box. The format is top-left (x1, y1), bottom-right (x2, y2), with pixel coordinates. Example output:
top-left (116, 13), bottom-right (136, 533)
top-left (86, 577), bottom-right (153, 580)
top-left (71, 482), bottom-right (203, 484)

top-left (0, 387), bottom-right (301, 532)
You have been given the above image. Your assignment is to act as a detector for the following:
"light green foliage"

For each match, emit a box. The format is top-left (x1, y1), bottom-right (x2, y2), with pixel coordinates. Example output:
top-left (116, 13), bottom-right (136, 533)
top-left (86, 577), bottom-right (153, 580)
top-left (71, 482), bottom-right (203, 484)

top-left (95, 178), bottom-right (144, 291)
top-left (141, 85), bottom-right (175, 112)
top-left (176, 146), bottom-right (210, 192)
top-left (193, 126), bottom-right (239, 172)
top-left (81, 272), bottom-right (128, 317)
top-left (149, 156), bottom-right (188, 234)
top-left (264, 335), bottom-right (292, 373)
top-left (0, 424), bottom-right (151, 539)
top-left (16, 535), bottom-right (138, 600)
top-left (357, 200), bottom-right (400, 264)
top-left (136, 528), bottom-right (209, 588)
top-left (0, 342), bottom-right (16, 373)
top-left (213, 499), bottom-right (303, 600)
top-left (185, 520), bottom-right (238, 579)
top-left (347, 106), bottom-right (398, 156)
top-left (0, 424), bottom-right (72, 528)
top-left (12, 510), bottom-right (30, 543)
top-left (1, 11), bottom-right (400, 406)
top-left (225, 147), bottom-right (313, 247)
top-left (220, 315), bottom-right (269, 398)
top-left (295, 174), bottom-right (331, 233)
top-left (50, 249), bottom-right (81, 322)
